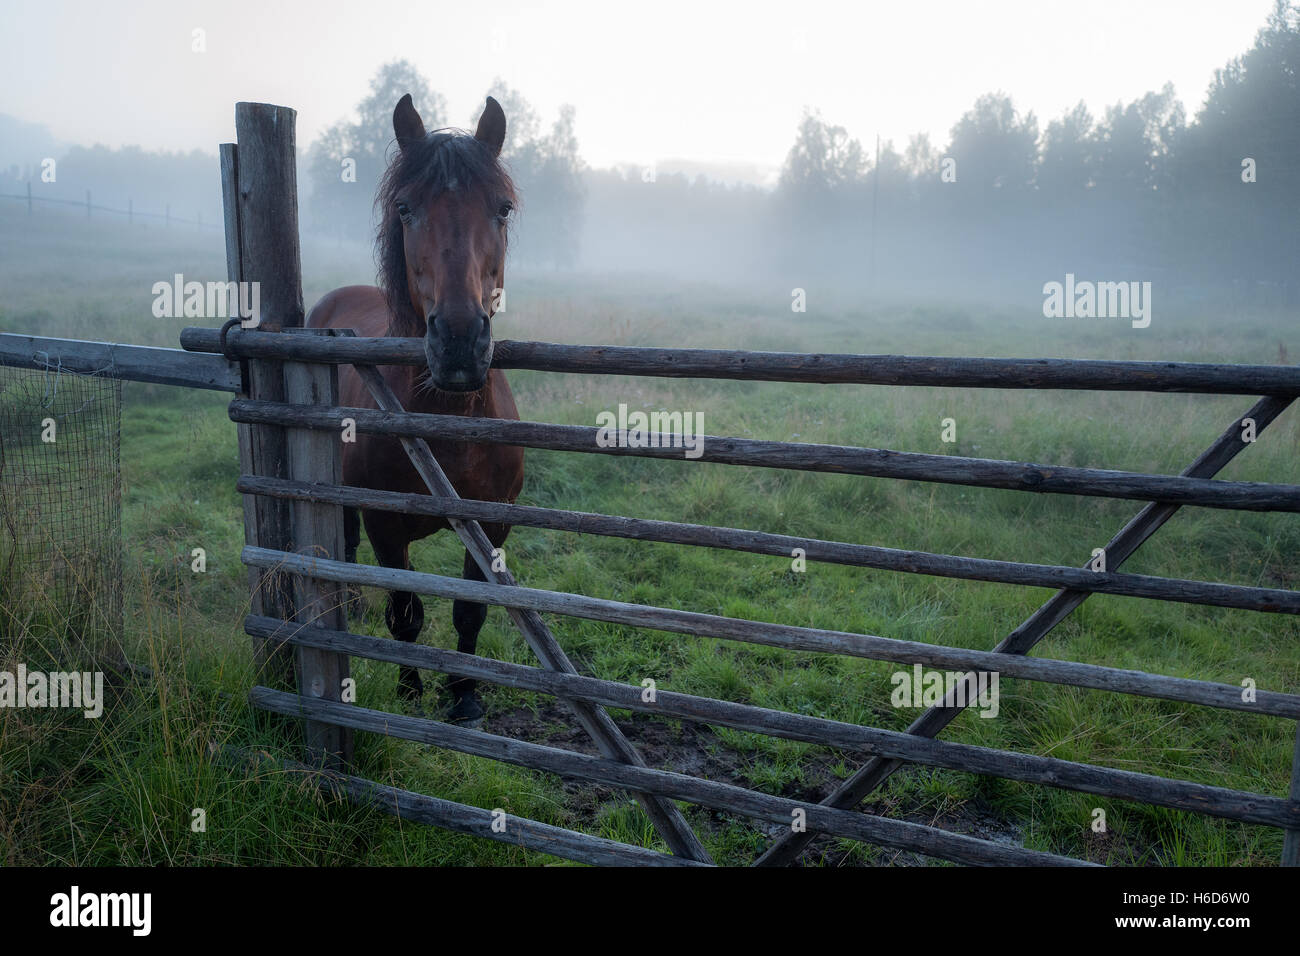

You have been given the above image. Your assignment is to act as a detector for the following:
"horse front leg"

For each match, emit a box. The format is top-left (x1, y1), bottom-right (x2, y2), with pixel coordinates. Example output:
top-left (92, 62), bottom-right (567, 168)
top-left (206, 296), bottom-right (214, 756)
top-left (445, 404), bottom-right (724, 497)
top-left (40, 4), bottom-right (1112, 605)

top-left (366, 514), bottom-right (424, 703)
top-left (447, 523), bottom-right (509, 726)
top-left (342, 505), bottom-right (367, 619)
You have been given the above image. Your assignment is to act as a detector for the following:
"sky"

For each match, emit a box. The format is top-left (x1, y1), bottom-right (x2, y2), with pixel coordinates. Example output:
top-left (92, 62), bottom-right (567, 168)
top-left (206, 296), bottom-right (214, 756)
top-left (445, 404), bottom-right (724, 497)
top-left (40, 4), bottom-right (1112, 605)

top-left (0, 0), bottom-right (1279, 181)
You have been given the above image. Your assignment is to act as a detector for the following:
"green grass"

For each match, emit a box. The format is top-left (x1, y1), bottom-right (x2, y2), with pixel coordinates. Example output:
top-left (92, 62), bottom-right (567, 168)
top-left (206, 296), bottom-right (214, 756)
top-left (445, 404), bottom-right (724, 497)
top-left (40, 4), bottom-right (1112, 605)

top-left (1, 202), bottom-right (1298, 866)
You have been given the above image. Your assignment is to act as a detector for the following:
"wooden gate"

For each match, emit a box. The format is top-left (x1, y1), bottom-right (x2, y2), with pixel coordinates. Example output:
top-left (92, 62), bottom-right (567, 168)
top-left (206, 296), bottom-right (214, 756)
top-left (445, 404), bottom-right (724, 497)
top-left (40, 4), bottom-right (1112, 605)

top-left (180, 101), bottom-right (1300, 867)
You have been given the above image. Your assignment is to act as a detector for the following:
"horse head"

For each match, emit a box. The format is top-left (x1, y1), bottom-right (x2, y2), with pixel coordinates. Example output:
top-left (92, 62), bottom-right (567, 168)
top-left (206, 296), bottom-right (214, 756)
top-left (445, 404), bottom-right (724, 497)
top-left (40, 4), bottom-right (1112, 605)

top-left (376, 94), bottom-right (516, 392)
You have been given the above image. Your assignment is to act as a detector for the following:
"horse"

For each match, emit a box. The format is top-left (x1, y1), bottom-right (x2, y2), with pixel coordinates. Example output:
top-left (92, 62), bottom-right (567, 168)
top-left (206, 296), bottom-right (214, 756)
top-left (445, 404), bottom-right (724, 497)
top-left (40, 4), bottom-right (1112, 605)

top-left (306, 94), bottom-right (524, 726)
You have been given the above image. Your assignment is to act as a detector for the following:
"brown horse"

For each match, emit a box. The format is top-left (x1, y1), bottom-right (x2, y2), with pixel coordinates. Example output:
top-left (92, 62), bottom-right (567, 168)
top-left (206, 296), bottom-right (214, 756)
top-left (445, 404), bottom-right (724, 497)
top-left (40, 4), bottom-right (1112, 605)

top-left (306, 94), bottom-right (523, 725)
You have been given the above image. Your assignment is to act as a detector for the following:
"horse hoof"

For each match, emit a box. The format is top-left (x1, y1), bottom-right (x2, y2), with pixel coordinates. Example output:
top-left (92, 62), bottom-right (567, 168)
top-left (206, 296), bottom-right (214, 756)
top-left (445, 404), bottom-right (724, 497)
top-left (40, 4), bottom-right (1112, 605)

top-left (446, 693), bottom-right (485, 727)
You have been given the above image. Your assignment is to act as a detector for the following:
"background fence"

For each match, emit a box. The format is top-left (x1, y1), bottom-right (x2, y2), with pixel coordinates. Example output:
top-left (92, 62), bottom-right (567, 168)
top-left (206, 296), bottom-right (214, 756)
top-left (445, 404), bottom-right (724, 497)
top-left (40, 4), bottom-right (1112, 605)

top-left (0, 185), bottom-right (218, 230)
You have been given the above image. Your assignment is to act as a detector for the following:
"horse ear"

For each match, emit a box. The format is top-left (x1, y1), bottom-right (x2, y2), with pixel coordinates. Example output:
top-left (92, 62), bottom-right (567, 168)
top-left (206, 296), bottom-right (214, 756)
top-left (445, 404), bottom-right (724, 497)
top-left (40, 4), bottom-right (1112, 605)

top-left (393, 94), bottom-right (426, 150)
top-left (475, 96), bottom-right (506, 157)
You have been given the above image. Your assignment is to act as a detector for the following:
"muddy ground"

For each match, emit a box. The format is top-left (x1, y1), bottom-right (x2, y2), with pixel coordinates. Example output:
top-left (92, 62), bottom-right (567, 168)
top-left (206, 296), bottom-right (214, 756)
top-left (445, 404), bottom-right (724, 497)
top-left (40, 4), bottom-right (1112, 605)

top-left (484, 697), bottom-right (1106, 867)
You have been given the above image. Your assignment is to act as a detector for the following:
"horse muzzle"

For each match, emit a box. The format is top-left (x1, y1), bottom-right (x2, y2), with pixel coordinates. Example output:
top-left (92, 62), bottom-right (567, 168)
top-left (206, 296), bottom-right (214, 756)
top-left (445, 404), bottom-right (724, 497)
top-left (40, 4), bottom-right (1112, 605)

top-left (425, 330), bottom-right (492, 392)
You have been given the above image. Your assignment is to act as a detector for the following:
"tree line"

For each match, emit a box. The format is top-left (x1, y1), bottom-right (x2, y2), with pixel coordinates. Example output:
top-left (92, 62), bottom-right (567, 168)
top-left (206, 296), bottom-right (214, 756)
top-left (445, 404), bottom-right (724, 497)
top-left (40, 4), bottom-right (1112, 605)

top-left (765, 0), bottom-right (1299, 302)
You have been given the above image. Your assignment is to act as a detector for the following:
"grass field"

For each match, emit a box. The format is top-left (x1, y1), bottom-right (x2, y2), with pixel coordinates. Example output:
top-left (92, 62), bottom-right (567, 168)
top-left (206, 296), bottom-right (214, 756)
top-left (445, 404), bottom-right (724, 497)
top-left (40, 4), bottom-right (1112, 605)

top-left (1, 203), bottom-right (1298, 866)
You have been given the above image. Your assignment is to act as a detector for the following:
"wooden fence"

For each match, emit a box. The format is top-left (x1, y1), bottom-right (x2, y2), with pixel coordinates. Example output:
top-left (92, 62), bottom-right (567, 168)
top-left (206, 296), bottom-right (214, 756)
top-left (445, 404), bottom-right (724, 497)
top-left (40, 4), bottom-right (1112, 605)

top-left (175, 319), bottom-right (1300, 867)
top-left (0, 184), bottom-right (216, 229)
top-left (3, 100), bottom-right (1298, 867)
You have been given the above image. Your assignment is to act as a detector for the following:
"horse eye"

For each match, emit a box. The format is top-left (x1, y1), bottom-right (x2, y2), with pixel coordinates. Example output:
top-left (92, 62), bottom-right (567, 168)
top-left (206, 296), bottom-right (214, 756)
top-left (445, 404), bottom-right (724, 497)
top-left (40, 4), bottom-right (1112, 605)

top-left (396, 202), bottom-right (411, 220)
top-left (497, 202), bottom-right (513, 220)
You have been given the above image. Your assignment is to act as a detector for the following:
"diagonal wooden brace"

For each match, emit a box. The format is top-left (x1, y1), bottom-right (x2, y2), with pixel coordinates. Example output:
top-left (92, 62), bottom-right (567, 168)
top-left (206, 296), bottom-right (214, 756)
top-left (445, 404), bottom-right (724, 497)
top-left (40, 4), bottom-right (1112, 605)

top-left (757, 395), bottom-right (1296, 866)
top-left (348, 356), bottom-right (712, 863)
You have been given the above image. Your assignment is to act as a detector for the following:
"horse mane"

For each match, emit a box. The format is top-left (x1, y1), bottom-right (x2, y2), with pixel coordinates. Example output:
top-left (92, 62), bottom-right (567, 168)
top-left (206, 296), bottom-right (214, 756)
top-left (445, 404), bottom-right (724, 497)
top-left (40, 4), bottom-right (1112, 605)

top-left (375, 129), bottom-right (517, 337)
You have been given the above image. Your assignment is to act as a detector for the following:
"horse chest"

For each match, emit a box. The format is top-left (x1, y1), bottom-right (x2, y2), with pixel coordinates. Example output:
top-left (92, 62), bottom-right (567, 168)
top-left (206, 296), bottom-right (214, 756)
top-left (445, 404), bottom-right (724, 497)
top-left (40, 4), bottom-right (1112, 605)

top-left (347, 433), bottom-right (520, 503)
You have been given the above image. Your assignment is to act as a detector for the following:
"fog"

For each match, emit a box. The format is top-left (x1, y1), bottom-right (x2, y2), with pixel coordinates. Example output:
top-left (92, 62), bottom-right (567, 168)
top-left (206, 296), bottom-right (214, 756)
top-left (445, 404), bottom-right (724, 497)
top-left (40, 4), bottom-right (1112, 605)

top-left (1, 1), bottom-right (1296, 309)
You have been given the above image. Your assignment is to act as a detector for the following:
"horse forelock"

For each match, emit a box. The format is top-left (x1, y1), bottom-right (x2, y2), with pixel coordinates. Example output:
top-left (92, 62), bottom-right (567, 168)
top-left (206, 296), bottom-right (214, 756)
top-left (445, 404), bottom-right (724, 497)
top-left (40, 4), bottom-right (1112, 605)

top-left (375, 129), bottom-right (517, 338)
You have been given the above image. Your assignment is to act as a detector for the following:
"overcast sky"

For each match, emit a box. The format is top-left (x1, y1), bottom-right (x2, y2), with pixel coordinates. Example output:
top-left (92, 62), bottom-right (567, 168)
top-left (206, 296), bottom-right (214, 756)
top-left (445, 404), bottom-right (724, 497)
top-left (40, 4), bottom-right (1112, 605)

top-left (0, 0), bottom-right (1277, 178)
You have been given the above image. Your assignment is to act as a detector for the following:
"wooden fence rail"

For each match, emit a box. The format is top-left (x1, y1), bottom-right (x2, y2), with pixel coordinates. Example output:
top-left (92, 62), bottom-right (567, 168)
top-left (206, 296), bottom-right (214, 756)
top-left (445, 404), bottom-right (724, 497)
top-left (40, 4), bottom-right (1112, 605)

top-left (215, 746), bottom-right (705, 867)
top-left (180, 327), bottom-right (1300, 395)
top-left (237, 474), bottom-right (1300, 614)
top-left (226, 398), bottom-right (1300, 512)
top-left (244, 546), bottom-right (1300, 720)
top-left (0, 333), bottom-right (239, 391)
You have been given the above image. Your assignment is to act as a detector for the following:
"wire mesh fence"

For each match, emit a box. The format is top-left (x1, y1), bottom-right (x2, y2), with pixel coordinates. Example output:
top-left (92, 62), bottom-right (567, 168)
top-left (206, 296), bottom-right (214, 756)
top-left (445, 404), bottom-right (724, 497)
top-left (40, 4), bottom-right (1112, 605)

top-left (0, 364), bottom-right (123, 652)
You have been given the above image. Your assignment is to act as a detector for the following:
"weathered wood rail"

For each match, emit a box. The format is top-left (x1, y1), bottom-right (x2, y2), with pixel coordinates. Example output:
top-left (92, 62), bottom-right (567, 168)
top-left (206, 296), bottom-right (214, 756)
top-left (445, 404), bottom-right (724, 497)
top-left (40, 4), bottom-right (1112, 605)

top-left (235, 476), bottom-right (1300, 613)
top-left (180, 326), bottom-right (1300, 394)
top-left (214, 744), bottom-right (706, 867)
top-left (243, 547), bottom-right (1300, 722)
top-left (0, 332), bottom-right (239, 391)
top-left (224, 398), bottom-right (1300, 512)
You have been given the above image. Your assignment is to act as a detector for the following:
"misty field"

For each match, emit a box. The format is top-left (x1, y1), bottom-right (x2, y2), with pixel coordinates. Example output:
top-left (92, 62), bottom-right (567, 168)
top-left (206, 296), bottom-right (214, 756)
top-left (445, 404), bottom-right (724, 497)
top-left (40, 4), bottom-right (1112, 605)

top-left (1, 203), bottom-right (1298, 866)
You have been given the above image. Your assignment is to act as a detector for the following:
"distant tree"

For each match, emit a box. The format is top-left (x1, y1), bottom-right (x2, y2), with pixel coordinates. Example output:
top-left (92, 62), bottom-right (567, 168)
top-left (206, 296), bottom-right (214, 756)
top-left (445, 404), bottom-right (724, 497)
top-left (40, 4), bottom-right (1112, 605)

top-left (898, 132), bottom-right (943, 220)
top-left (474, 81), bottom-right (586, 269)
top-left (304, 59), bottom-right (445, 239)
top-left (864, 138), bottom-right (906, 229)
top-left (945, 92), bottom-right (1039, 197)
top-left (1091, 84), bottom-right (1184, 197)
top-left (1038, 101), bottom-right (1095, 197)
top-left (778, 109), bottom-right (867, 196)
top-left (903, 132), bottom-right (939, 181)
top-left (1174, 0), bottom-right (1300, 296)
top-left (1194, 0), bottom-right (1300, 140)
top-left (354, 60), bottom-right (445, 155)
top-left (869, 139), bottom-right (906, 187)
top-left (528, 104), bottom-right (586, 268)
top-left (0, 114), bottom-right (64, 179)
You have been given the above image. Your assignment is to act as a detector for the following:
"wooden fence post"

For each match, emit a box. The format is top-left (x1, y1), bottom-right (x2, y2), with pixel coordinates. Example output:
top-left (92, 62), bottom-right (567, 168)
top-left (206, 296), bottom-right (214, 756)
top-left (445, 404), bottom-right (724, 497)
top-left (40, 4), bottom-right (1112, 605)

top-left (220, 102), bottom-right (350, 766)
top-left (221, 102), bottom-right (306, 690)
top-left (284, 332), bottom-right (353, 767)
